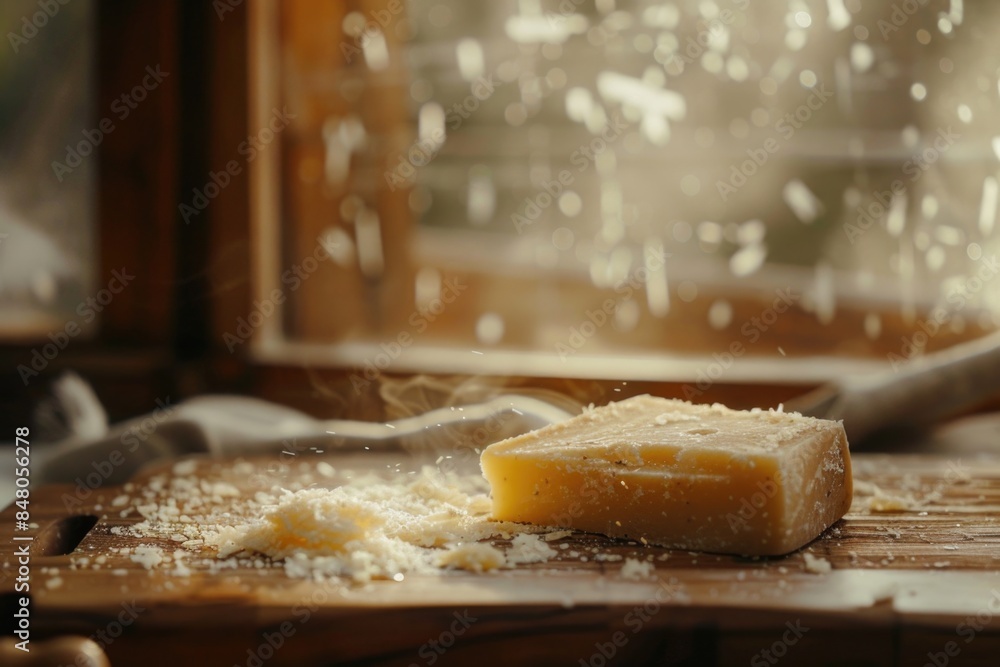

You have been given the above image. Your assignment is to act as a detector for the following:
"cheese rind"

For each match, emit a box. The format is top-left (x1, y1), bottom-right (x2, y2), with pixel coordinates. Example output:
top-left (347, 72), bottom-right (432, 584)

top-left (480, 395), bottom-right (852, 556)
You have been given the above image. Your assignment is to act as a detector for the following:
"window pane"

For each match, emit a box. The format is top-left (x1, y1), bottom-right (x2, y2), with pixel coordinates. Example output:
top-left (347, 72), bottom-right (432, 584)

top-left (259, 0), bottom-right (999, 375)
top-left (0, 0), bottom-right (95, 339)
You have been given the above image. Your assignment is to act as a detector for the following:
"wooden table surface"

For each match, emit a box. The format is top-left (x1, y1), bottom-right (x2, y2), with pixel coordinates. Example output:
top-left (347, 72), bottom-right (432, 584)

top-left (2, 452), bottom-right (999, 667)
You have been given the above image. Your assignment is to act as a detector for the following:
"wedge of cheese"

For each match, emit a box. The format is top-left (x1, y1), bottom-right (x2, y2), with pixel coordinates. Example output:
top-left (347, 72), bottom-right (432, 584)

top-left (480, 395), bottom-right (852, 556)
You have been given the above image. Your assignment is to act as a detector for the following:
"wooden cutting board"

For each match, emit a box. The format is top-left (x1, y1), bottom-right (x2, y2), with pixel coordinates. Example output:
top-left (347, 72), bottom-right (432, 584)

top-left (2, 452), bottom-right (1000, 667)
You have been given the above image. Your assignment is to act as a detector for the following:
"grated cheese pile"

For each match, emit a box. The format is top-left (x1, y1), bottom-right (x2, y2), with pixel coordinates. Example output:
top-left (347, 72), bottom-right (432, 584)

top-left (103, 461), bottom-right (567, 583)
top-left (208, 468), bottom-right (556, 581)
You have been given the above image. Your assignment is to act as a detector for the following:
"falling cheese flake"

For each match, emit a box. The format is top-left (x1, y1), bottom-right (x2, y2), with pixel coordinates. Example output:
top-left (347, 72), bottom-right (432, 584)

top-left (978, 176), bottom-right (998, 236)
top-left (362, 30), bottom-right (390, 71)
top-left (737, 219), bottom-right (766, 245)
top-left (730, 243), bottom-right (768, 277)
top-left (467, 169), bottom-right (496, 225)
top-left (814, 263), bottom-right (835, 325)
top-left (708, 299), bottom-right (733, 330)
top-left (505, 14), bottom-right (587, 44)
top-left (850, 43), bottom-right (874, 72)
top-left (565, 87), bottom-right (593, 122)
top-left (597, 72), bottom-right (686, 121)
top-left (826, 0), bottom-right (851, 31)
top-left (864, 312), bottom-right (882, 340)
top-left (644, 239), bottom-right (670, 317)
top-left (418, 102), bottom-right (446, 147)
top-left (886, 192), bottom-right (907, 237)
top-left (950, 0), bottom-right (964, 25)
top-left (355, 209), bottom-right (385, 278)
top-left (783, 179), bottom-right (822, 223)
top-left (455, 39), bottom-right (485, 81)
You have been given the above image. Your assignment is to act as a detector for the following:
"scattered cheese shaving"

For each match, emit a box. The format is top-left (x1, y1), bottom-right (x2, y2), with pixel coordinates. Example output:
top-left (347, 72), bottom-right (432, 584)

top-left (542, 530), bottom-right (574, 542)
top-left (436, 543), bottom-right (507, 572)
top-left (803, 553), bottom-right (832, 574)
top-left (506, 534), bottom-right (558, 565)
top-left (172, 460), bottom-right (198, 476)
top-left (129, 545), bottom-right (165, 570)
top-left (620, 557), bottom-right (655, 580)
top-left (867, 491), bottom-right (914, 512)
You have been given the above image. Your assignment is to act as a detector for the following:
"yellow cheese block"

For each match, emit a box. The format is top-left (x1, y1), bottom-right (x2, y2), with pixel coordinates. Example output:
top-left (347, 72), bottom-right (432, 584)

top-left (480, 395), bottom-right (852, 556)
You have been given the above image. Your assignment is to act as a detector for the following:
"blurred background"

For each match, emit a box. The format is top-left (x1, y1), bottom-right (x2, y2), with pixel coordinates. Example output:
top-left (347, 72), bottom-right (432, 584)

top-left (1, 0), bottom-right (999, 438)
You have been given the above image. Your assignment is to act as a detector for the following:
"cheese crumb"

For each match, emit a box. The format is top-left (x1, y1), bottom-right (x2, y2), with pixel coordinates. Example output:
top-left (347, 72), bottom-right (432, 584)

top-left (620, 557), bottom-right (655, 580)
top-left (436, 543), bottom-right (507, 572)
top-left (130, 546), bottom-right (165, 570)
top-left (506, 534), bottom-right (558, 565)
top-left (867, 491), bottom-right (913, 512)
top-left (173, 460), bottom-right (198, 476)
top-left (803, 552), bottom-right (832, 574)
top-left (542, 530), bottom-right (574, 542)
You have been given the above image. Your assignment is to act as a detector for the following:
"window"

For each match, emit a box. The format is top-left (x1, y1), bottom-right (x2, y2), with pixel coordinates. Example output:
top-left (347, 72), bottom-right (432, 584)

top-left (248, 0), bottom-right (999, 382)
top-left (0, 0), bottom-right (96, 340)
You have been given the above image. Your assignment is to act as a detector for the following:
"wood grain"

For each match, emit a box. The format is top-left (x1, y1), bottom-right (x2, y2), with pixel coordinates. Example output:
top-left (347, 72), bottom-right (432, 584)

top-left (2, 452), bottom-right (999, 667)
